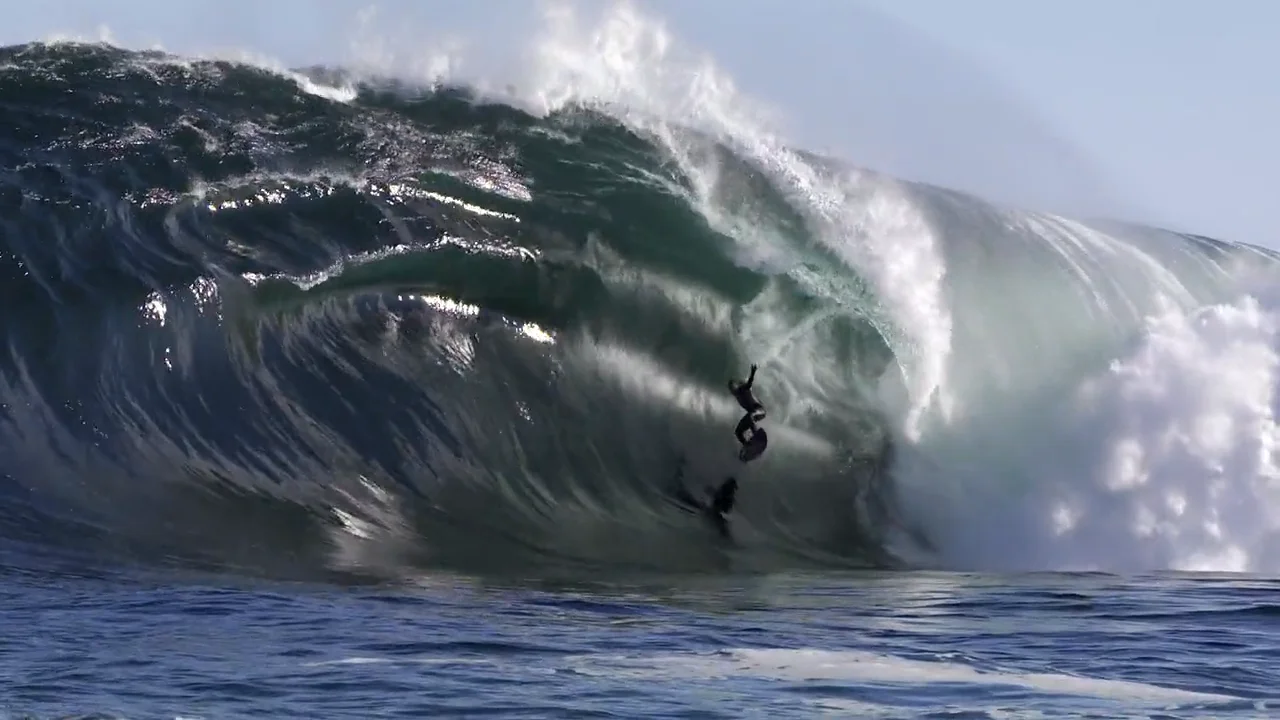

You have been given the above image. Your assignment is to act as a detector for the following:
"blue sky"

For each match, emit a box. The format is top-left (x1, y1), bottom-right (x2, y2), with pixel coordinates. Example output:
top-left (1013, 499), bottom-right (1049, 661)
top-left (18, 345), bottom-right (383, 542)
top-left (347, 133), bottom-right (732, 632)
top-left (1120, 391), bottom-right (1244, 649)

top-left (858, 0), bottom-right (1279, 247)
top-left (2, 0), bottom-right (1275, 247)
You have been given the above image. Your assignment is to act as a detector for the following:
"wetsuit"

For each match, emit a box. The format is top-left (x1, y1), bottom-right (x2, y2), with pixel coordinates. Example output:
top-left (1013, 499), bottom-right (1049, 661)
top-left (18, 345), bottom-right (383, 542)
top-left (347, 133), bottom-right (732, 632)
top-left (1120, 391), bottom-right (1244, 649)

top-left (708, 477), bottom-right (738, 515)
top-left (704, 477), bottom-right (738, 538)
top-left (672, 458), bottom-right (737, 538)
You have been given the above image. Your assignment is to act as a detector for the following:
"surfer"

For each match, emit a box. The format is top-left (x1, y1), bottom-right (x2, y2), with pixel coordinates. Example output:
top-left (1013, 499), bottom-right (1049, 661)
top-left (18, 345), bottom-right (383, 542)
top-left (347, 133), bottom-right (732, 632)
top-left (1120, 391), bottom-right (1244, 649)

top-left (707, 476), bottom-right (738, 515)
top-left (696, 476), bottom-right (739, 539)
top-left (729, 363), bottom-right (767, 462)
top-left (671, 457), bottom-right (738, 538)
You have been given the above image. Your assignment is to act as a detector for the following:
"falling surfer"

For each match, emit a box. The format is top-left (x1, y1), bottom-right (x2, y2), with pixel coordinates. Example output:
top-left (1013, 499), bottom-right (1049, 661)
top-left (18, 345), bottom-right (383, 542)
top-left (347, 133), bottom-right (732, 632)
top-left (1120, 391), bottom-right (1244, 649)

top-left (729, 363), bottom-right (768, 462)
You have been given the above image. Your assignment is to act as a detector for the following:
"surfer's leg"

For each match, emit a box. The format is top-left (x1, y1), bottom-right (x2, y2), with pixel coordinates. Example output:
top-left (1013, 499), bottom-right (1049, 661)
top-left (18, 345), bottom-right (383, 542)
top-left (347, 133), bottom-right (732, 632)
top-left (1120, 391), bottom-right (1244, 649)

top-left (734, 413), bottom-right (754, 445)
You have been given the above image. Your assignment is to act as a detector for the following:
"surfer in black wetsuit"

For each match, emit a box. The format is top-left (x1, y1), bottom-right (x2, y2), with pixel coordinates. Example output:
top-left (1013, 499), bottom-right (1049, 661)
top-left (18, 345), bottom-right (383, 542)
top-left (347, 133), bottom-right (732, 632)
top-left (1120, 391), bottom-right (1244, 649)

top-left (729, 363), bottom-right (767, 461)
top-left (697, 476), bottom-right (738, 538)
top-left (671, 457), bottom-right (738, 538)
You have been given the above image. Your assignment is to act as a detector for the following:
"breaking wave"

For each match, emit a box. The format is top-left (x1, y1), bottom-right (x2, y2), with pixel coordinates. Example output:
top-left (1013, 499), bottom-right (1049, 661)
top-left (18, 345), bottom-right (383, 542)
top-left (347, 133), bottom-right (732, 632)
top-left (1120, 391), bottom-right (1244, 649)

top-left (2, 4), bottom-right (1278, 580)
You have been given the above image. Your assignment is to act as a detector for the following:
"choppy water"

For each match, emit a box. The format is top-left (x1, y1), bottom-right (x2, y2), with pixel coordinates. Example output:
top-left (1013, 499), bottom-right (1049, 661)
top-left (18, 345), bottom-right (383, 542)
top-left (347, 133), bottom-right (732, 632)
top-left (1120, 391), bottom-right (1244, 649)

top-left (5, 566), bottom-right (1278, 718)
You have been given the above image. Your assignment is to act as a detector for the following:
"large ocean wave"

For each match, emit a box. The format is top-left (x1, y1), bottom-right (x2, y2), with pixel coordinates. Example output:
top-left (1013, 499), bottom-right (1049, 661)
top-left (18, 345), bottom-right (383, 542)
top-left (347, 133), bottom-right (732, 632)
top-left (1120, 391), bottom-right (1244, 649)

top-left (2, 4), bottom-right (1277, 580)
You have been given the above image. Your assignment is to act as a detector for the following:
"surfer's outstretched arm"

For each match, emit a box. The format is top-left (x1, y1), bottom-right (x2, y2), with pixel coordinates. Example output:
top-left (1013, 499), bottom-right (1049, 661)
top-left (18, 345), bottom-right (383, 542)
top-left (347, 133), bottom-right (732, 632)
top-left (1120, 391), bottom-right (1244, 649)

top-left (744, 363), bottom-right (757, 388)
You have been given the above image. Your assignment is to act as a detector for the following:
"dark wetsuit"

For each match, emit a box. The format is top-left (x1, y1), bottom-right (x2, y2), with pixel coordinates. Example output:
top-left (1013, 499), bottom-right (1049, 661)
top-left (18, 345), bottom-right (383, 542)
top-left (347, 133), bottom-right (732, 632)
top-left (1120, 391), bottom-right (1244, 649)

top-left (709, 477), bottom-right (738, 514)
top-left (700, 477), bottom-right (738, 538)
top-left (672, 459), bottom-right (738, 539)
top-left (729, 365), bottom-right (766, 446)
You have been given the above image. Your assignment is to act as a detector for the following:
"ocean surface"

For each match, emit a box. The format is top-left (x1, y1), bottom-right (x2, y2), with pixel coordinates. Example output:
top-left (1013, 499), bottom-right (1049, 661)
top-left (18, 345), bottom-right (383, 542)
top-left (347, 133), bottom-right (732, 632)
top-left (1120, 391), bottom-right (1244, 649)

top-left (5, 566), bottom-right (1279, 719)
top-left (3, 8), bottom-right (1280, 718)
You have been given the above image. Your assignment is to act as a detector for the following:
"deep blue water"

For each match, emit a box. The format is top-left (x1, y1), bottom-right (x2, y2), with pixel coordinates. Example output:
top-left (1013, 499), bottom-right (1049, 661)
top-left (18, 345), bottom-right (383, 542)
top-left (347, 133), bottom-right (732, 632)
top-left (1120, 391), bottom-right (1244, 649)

top-left (5, 563), bottom-right (1277, 719)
